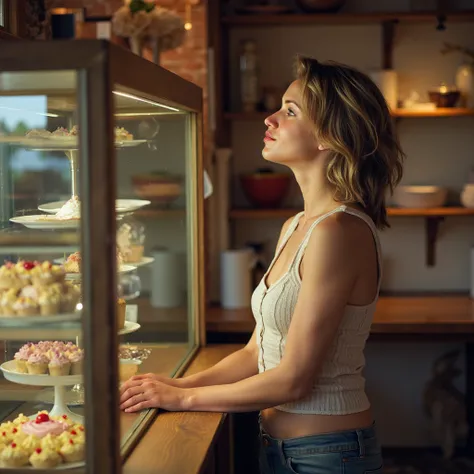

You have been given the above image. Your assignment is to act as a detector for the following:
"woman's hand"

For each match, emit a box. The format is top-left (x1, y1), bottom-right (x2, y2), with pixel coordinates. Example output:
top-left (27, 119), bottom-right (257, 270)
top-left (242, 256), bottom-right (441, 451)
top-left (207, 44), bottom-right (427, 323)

top-left (119, 375), bottom-right (189, 413)
top-left (123, 372), bottom-right (177, 387)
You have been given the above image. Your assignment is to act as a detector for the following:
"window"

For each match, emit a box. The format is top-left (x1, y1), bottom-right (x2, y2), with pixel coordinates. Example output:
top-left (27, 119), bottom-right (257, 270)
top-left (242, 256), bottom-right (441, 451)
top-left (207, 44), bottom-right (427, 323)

top-left (0, 0), bottom-right (4, 28)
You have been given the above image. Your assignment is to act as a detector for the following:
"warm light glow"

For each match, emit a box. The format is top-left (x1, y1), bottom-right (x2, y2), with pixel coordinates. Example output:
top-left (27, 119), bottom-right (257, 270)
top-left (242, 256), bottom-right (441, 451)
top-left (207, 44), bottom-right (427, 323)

top-left (439, 84), bottom-right (448, 94)
top-left (185, 1), bottom-right (192, 31)
top-left (115, 112), bottom-right (183, 117)
top-left (76, 302), bottom-right (83, 311)
top-left (0, 106), bottom-right (59, 118)
top-left (112, 91), bottom-right (180, 112)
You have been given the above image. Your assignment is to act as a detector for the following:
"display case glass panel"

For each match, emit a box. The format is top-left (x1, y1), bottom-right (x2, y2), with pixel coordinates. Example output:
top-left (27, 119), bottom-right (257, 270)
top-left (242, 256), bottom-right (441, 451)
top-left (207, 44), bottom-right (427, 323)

top-left (0, 41), bottom-right (203, 470)
top-left (113, 86), bottom-right (199, 446)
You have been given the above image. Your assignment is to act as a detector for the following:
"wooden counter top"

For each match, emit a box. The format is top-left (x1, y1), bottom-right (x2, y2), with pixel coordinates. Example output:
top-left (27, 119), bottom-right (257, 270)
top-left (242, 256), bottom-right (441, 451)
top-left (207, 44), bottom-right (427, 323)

top-left (206, 295), bottom-right (474, 337)
top-left (123, 344), bottom-right (243, 474)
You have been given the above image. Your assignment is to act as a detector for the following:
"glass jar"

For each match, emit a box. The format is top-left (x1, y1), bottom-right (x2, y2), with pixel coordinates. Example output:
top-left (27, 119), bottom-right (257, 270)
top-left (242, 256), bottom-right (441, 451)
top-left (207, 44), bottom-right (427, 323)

top-left (117, 216), bottom-right (146, 264)
top-left (240, 39), bottom-right (259, 112)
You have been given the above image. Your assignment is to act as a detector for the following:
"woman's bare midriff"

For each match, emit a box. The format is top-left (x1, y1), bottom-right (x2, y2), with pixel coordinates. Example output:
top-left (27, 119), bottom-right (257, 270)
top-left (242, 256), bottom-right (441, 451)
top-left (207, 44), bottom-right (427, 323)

top-left (260, 406), bottom-right (374, 439)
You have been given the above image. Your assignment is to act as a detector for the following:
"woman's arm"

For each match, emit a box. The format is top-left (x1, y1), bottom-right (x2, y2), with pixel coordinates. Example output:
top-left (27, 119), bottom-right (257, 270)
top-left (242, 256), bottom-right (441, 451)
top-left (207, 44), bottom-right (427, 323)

top-left (120, 215), bottom-right (360, 413)
top-left (126, 329), bottom-right (259, 389)
top-left (175, 329), bottom-right (259, 388)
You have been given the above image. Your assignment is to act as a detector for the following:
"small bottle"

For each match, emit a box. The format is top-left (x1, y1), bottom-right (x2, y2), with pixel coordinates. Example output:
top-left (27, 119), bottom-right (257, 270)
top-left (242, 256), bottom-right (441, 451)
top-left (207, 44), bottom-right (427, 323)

top-left (117, 216), bottom-right (146, 264)
top-left (246, 242), bottom-right (267, 289)
top-left (240, 40), bottom-right (259, 112)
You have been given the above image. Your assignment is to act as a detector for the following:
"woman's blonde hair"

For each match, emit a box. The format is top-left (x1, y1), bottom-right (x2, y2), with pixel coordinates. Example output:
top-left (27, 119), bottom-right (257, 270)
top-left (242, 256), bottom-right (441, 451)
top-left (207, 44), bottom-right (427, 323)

top-left (295, 56), bottom-right (405, 229)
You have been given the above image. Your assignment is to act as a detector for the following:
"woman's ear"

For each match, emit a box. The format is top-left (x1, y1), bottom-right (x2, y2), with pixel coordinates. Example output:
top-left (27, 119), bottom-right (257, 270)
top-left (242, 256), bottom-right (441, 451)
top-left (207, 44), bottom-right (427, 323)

top-left (318, 143), bottom-right (327, 151)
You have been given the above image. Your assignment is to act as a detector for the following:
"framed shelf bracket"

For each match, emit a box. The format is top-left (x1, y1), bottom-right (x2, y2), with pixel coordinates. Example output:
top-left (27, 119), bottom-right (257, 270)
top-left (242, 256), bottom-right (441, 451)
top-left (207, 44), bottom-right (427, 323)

top-left (426, 216), bottom-right (444, 267)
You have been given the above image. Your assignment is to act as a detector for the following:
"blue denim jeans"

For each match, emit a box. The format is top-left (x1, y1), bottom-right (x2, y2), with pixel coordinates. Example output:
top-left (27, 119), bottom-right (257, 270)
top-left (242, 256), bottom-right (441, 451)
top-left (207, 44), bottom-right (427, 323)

top-left (259, 422), bottom-right (383, 474)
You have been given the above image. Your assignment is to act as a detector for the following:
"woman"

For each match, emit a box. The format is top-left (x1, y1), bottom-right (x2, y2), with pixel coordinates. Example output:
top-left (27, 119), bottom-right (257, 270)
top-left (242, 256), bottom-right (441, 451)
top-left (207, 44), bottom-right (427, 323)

top-left (120, 56), bottom-right (405, 474)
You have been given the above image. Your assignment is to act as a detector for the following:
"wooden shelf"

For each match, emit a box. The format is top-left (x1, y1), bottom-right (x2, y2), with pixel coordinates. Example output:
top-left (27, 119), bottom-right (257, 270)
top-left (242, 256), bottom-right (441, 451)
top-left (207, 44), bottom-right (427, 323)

top-left (393, 108), bottom-right (474, 117)
top-left (230, 207), bottom-right (474, 219)
top-left (224, 109), bottom-right (474, 121)
top-left (230, 207), bottom-right (474, 266)
top-left (206, 296), bottom-right (474, 337)
top-left (222, 11), bottom-right (474, 26)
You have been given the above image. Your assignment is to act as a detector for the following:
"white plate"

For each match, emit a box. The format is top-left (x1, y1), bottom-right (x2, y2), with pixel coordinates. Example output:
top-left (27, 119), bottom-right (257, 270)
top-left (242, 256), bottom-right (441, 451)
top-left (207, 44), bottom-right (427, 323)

top-left (62, 264), bottom-right (136, 280)
top-left (125, 256), bottom-right (155, 267)
top-left (15, 139), bottom-right (147, 151)
top-left (1, 360), bottom-right (83, 386)
top-left (10, 214), bottom-right (123, 229)
top-left (39, 199), bottom-right (151, 215)
top-left (0, 312), bottom-right (80, 326)
top-left (115, 199), bottom-right (151, 213)
top-left (0, 461), bottom-right (85, 471)
top-left (118, 321), bottom-right (141, 336)
top-left (116, 139), bottom-right (147, 148)
top-left (10, 215), bottom-right (80, 229)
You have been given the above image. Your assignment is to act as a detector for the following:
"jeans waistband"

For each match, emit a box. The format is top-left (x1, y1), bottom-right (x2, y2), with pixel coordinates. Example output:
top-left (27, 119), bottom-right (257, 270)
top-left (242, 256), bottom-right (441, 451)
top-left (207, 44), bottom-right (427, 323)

top-left (259, 422), bottom-right (378, 457)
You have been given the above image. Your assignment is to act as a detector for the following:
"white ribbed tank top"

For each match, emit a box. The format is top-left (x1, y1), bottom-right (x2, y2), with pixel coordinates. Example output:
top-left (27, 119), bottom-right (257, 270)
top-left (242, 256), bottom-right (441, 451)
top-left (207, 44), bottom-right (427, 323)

top-left (251, 205), bottom-right (382, 415)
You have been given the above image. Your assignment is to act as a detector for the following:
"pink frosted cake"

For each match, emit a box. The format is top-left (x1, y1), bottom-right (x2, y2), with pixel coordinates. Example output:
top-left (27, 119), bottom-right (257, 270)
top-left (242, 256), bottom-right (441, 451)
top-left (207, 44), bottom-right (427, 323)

top-left (21, 414), bottom-right (68, 438)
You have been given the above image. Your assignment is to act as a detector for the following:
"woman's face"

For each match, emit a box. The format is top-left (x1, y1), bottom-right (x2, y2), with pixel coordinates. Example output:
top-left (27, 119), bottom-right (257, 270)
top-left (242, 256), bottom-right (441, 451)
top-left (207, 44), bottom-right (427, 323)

top-left (262, 80), bottom-right (320, 166)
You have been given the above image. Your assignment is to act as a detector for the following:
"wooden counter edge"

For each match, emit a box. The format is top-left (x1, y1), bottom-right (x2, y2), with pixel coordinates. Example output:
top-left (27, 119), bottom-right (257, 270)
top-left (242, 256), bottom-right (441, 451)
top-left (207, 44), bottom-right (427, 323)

top-left (123, 344), bottom-right (244, 474)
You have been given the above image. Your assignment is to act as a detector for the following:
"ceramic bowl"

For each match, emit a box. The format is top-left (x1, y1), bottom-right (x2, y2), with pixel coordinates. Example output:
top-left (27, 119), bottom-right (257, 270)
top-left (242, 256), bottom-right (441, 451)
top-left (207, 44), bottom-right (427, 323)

top-left (240, 171), bottom-right (292, 208)
top-left (393, 185), bottom-right (447, 208)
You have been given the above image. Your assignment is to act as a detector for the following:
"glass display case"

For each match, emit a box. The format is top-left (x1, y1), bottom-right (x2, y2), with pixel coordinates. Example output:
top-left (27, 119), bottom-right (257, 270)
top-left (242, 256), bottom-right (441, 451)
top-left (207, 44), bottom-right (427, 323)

top-left (0, 40), bottom-right (204, 472)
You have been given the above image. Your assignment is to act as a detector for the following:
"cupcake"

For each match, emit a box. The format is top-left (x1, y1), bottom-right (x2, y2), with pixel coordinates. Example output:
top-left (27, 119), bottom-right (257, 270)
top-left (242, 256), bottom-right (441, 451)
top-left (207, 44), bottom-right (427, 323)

top-left (21, 434), bottom-right (42, 455)
top-left (0, 427), bottom-right (14, 444)
top-left (66, 427), bottom-right (85, 444)
top-left (51, 126), bottom-right (70, 138)
top-left (117, 298), bottom-right (126, 330)
top-left (26, 353), bottom-right (49, 375)
top-left (25, 128), bottom-right (52, 139)
top-left (40, 433), bottom-right (62, 450)
top-left (69, 349), bottom-right (84, 375)
top-left (63, 252), bottom-right (81, 273)
top-left (13, 296), bottom-right (39, 317)
top-left (12, 413), bottom-right (30, 426)
top-left (115, 126), bottom-right (133, 141)
top-left (48, 352), bottom-right (71, 376)
top-left (14, 260), bottom-right (38, 286)
top-left (30, 261), bottom-right (65, 287)
top-left (0, 442), bottom-right (29, 467)
top-left (14, 346), bottom-right (32, 373)
top-left (38, 289), bottom-right (61, 316)
top-left (29, 446), bottom-right (63, 468)
top-left (0, 265), bottom-right (22, 291)
top-left (0, 288), bottom-right (19, 315)
top-left (59, 438), bottom-right (85, 462)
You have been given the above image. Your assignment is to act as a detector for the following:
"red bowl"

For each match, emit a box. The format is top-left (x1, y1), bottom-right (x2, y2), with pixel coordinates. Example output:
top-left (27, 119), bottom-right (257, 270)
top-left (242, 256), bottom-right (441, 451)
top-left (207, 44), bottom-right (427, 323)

top-left (240, 173), bottom-right (292, 208)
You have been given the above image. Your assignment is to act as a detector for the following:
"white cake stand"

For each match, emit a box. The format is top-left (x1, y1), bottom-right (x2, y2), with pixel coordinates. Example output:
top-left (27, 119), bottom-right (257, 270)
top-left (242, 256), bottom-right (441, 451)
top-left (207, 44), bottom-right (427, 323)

top-left (36, 322), bottom-right (141, 407)
top-left (0, 360), bottom-right (83, 424)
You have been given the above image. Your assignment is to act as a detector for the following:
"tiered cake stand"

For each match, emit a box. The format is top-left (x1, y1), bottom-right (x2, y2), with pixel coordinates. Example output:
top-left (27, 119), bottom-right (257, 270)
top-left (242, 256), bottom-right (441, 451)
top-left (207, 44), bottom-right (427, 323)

top-left (0, 360), bottom-right (84, 424)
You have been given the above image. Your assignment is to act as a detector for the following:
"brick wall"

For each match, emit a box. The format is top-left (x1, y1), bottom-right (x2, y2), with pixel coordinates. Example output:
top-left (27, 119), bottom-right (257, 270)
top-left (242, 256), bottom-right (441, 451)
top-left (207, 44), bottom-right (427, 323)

top-left (32, 0), bottom-right (209, 160)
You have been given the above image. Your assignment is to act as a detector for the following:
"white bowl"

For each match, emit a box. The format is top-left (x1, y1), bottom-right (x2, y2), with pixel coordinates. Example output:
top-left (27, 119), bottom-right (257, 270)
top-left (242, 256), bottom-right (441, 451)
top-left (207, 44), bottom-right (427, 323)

top-left (393, 186), bottom-right (447, 208)
top-left (461, 189), bottom-right (474, 208)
